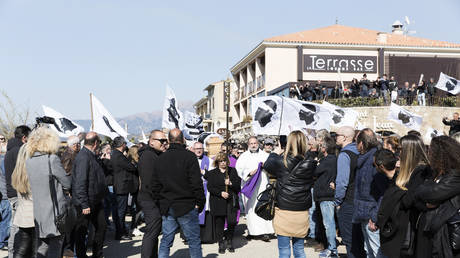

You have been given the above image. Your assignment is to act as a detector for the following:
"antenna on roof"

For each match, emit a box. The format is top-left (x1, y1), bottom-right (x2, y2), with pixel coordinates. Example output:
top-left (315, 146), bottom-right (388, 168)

top-left (335, 17), bottom-right (338, 25)
top-left (403, 16), bottom-right (416, 35)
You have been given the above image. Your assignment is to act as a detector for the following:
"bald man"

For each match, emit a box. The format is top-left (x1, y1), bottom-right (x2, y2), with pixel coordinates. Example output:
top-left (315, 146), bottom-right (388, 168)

top-left (333, 126), bottom-right (365, 258)
top-left (72, 132), bottom-right (107, 258)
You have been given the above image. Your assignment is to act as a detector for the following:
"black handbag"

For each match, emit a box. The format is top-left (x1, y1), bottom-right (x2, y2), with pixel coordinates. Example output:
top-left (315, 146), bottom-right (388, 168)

top-left (447, 211), bottom-right (460, 250)
top-left (48, 155), bottom-right (78, 234)
top-left (255, 183), bottom-right (276, 221)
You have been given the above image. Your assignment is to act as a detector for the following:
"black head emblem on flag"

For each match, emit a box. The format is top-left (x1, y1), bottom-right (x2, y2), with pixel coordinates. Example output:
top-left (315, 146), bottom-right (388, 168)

top-left (397, 111), bottom-right (412, 124)
top-left (254, 100), bottom-right (277, 127)
top-left (167, 98), bottom-right (180, 128)
top-left (53, 121), bottom-right (62, 132)
top-left (103, 116), bottom-right (117, 133)
top-left (298, 104), bottom-right (318, 126)
top-left (332, 109), bottom-right (345, 124)
top-left (59, 117), bottom-right (77, 132)
top-left (446, 78), bottom-right (458, 91)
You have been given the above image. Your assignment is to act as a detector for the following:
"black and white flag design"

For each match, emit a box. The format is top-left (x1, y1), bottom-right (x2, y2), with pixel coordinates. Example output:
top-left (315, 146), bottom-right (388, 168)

top-left (183, 111), bottom-right (204, 140)
top-left (42, 105), bottom-right (84, 137)
top-left (162, 86), bottom-right (184, 130)
top-left (91, 94), bottom-right (128, 139)
top-left (388, 103), bottom-right (423, 131)
top-left (321, 101), bottom-right (358, 127)
top-left (435, 72), bottom-right (460, 95)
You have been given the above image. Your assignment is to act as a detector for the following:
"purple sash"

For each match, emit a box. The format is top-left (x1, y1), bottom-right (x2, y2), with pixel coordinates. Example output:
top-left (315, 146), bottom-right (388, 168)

top-left (229, 155), bottom-right (237, 168)
top-left (240, 162), bottom-right (263, 199)
top-left (199, 156), bottom-right (210, 225)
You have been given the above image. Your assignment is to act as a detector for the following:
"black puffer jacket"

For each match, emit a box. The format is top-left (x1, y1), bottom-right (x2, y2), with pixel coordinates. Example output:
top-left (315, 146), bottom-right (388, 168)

top-left (264, 153), bottom-right (317, 211)
top-left (313, 154), bottom-right (337, 202)
top-left (4, 137), bottom-right (23, 198)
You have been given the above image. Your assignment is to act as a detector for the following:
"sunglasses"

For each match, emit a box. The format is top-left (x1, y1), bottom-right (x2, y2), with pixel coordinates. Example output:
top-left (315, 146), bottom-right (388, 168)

top-left (153, 138), bottom-right (168, 144)
top-left (0, 138), bottom-right (5, 141)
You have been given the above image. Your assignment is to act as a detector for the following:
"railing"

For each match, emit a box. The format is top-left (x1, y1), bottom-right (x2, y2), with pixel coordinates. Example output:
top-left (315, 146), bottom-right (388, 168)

top-left (257, 74), bottom-right (265, 90)
top-left (312, 96), bottom-right (458, 107)
top-left (241, 85), bottom-right (247, 98)
top-left (248, 81), bottom-right (254, 94)
top-left (234, 90), bottom-right (239, 101)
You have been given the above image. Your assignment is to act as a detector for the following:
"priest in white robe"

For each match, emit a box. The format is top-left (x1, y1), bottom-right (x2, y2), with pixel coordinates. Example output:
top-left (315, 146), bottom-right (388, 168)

top-left (236, 136), bottom-right (274, 241)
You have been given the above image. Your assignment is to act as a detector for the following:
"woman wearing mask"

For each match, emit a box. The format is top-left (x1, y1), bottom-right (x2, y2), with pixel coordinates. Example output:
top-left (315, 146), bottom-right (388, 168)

top-left (11, 145), bottom-right (35, 258)
top-left (415, 136), bottom-right (460, 258)
top-left (264, 131), bottom-right (317, 258)
top-left (25, 127), bottom-right (71, 258)
top-left (207, 152), bottom-right (241, 254)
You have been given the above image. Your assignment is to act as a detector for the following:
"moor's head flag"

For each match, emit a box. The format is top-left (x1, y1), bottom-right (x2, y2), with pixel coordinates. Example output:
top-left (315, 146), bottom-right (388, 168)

top-left (91, 94), bottom-right (128, 139)
top-left (162, 86), bottom-right (184, 130)
top-left (183, 111), bottom-right (204, 141)
top-left (321, 101), bottom-right (358, 127)
top-left (435, 72), bottom-right (460, 95)
top-left (388, 103), bottom-right (423, 131)
top-left (42, 105), bottom-right (84, 137)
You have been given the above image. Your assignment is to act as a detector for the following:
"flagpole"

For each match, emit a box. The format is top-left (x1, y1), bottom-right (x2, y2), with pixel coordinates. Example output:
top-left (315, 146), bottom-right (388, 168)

top-left (90, 93), bottom-right (94, 131)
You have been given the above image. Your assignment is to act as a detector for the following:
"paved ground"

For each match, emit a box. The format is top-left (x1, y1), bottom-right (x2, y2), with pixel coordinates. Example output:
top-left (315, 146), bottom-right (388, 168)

top-left (0, 218), bottom-right (346, 257)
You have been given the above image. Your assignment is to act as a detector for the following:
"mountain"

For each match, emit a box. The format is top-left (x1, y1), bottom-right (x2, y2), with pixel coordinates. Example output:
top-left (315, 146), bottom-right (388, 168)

top-left (75, 100), bottom-right (196, 138)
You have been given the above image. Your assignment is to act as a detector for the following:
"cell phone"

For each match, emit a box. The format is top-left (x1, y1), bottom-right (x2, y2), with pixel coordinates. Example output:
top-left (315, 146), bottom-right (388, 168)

top-left (279, 135), bottom-right (287, 149)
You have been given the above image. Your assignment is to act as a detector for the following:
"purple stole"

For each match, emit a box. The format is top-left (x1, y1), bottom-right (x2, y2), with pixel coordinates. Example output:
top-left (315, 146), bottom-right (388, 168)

top-left (229, 155), bottom-right (237, 168)
top-left (240, 162), bottom-right (263, 199)
top-left (199, 155), bottom-right (210, 225)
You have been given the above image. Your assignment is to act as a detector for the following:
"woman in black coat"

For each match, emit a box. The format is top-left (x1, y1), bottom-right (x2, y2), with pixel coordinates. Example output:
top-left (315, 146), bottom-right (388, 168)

top-left (206, 152), bottom-right (241, 254)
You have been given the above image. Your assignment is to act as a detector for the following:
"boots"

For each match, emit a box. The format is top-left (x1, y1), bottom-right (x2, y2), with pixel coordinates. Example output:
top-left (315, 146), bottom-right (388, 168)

top-left (218, 240), bottom-right (226, 254)
top-left (227, 238), bottom-right (235, 253)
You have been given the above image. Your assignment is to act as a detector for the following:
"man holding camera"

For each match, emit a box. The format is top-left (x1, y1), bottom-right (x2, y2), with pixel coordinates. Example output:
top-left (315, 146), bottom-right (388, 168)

top-left (443, 112), bottom-right (460, 136)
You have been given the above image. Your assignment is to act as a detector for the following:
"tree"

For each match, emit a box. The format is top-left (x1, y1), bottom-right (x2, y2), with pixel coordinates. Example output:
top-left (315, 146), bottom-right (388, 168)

top-left (0, 90), bottom-right (32, 139)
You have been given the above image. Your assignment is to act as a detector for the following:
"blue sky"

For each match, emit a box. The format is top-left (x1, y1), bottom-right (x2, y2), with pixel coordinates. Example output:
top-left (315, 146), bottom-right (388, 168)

top-left (1, 0), bottom-right (459, 119)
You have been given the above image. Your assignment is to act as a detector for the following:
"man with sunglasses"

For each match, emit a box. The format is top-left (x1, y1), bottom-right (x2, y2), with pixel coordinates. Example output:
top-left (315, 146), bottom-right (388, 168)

top-left (138, 130), bottom-right (168, 258)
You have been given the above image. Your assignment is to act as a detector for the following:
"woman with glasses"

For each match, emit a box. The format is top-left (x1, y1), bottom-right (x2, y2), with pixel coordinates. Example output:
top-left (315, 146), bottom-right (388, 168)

top-left (206, 152), bottom-right (241, 254)
top-left (264, 130), bottom-right (317, 258)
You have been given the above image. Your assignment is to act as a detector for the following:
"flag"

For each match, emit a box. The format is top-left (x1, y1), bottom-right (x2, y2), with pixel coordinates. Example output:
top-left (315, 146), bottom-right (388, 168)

top-left (183, 111), bottom-right (204, 140)
top-left (251, 96), bottom-right (331, 135)
top-left (42, 105), bottom-right (84, 137)
top-left (91, 94), bottom-right (128, 139)
top-left (435, 72), bottom-right (460, 95)
top-left (321, 101), bottom-right (358, 127)
top-left (140, 128), bottom-right (148, 144)
top-left (388, 103), bottom-right (423, 131)
top-left (162, 86), bottom-right (184, 130)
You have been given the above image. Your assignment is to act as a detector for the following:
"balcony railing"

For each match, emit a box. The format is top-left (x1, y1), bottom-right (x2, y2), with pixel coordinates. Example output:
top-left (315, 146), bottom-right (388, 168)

top-left (257, 74), bottom-right (265, 90)
top-left (234, 90), bottom-right (239, 101)
top-left (248, 81), bottom-right (254, 94)
top-left (241, 85), bottom-right (247, 98)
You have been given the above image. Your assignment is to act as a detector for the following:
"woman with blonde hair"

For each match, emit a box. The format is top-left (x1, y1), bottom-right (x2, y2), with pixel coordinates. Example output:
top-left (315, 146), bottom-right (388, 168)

top-left (25, 126), bottom-right (71, 258)
top-left (264, 130), bottom-right (317, 258)
top-left (11, 145), bottom-right (35, 257)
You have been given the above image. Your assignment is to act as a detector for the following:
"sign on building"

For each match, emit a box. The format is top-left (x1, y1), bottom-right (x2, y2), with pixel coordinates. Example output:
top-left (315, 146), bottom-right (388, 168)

top-left (304, 55), bottom-right (377, 73)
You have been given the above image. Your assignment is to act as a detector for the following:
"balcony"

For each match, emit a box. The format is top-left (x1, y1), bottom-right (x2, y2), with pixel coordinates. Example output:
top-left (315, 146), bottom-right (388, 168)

top-left (257, 74), bottom-right (265, 90)
top-left (234, 90), bottom-right (239, 101)
top-left (241, 85), bottom-right (247, 98)
top-left (248, 81), bottom-right (254, 94)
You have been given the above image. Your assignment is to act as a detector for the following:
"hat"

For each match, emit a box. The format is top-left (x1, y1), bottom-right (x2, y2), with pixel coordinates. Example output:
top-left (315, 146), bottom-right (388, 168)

top-left (112, 136), bottom-right (126, 148)
top-left (264, 138), bottom-right (275, 145)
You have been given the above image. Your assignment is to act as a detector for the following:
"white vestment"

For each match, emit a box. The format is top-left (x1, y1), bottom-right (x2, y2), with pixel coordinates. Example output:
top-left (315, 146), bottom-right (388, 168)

top-left (236, 149), bottom-right (274, 236)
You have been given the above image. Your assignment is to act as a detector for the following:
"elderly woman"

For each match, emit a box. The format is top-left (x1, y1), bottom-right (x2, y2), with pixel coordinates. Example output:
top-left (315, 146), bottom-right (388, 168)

top-left (25, 126), bottom-right (71, 258)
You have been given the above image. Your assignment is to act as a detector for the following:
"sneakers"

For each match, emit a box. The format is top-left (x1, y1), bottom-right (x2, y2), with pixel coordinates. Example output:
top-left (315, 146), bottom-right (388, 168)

top-left (132, 228), bottom-right (144, 237)
top-left (319, 249), bottom-right (338, 258)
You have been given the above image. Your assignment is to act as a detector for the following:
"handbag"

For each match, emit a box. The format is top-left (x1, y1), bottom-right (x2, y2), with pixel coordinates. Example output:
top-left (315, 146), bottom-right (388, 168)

top-left (255, 183), bottom-right (276, 221)
top-left (447, 210), bottom-right (460, 250)
top-left (48, 155), bottom-right (78, 234)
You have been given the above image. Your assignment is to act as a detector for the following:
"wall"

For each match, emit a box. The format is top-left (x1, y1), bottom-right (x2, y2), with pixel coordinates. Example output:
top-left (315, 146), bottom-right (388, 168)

top-left (265, 47), bottom-right (297, 92)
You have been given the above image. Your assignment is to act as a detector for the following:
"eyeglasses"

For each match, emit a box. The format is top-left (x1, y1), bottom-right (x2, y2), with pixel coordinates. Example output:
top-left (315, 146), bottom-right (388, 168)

top-left (336, 134), bottom-right (345, 138)
top-left (153, 139), bottom-right (168, 144)
top-left (194, 148), bottom-right (204, 150)
top-left (0, 138), bottom-right (5, 141)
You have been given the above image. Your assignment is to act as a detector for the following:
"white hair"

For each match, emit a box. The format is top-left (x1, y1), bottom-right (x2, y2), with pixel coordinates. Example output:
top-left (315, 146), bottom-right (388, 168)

top-left (67, 135), bottom-right (80, 147)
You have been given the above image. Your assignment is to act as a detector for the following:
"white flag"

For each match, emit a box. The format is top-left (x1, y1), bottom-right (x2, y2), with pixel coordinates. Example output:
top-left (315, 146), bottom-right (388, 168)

top-left (435, 72), bottom-right (460, 95)
top-left (183, 111), bottom-right (204, 140)
top-left (321, 101), bottom-right (358, 127)
top-left (388, 103), bottom-right (423, 131)
top-left (42, 105), bottom-right (84, 138)
top-left (251, 96), bottom-right (331, 135)
top-left (91, 94), bottom-right (128, 139)
top-left (162, 86), bottom-right (184, 130)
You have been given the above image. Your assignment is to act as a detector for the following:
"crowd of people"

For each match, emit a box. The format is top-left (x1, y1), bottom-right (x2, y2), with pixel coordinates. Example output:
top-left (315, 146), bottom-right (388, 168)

top-left (0, 111), bottom-right (459, 258)
top-left (289, 74), bottom-right (442, 106)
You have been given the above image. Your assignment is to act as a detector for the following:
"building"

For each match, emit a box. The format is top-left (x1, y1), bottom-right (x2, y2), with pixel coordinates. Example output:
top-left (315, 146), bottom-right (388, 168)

top-left (230, 23), bottom-right (460, 133)
top-left (194, 80), bottom-right (236, 133)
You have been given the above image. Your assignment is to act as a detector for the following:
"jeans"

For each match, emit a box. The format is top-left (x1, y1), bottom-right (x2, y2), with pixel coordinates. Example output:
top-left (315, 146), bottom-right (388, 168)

top-left (417, 93), bottom-right (426, 106)
top-left (308, 188), bottom-right (317, 238)
top-left (277, 235), bottom-right (305, 258)
top-left (361, 222), bottom-right (385, 258)
top-left (115, 194), bottom-right (128, 236)
top-left (36, 235), bottom-right (64, 258)
top-left (337, 202), bottom-right (365, 258)
top-left (103, 186), bottom-right (118, 226)
top-left (320, 201), bottom-right (337, 252)
top-left (159, 208), bottom-right (202, 258)
top-left (8, 197), bottom-right (18, 258)
top-left (0, 199), bottom-right (12, 248)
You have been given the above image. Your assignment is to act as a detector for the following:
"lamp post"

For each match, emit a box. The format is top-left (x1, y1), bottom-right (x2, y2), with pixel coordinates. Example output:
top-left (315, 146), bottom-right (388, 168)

top-left (224, 78), bottom-right (232, 193)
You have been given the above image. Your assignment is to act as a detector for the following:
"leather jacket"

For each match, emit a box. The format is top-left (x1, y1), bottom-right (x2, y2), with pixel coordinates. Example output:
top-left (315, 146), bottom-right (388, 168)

top-left (264, 153), bottom-right (317, 211)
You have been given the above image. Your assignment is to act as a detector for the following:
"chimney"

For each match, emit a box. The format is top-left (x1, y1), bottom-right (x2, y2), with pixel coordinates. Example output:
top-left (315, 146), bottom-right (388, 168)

top-left (377, 32), bottom-right (387, 44)
top-left (392, 20), bottom-right (404, 35)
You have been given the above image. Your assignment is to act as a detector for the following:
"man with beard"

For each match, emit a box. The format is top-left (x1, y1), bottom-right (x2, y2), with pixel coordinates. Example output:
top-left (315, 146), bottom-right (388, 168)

top-left (138, 130), bottom-right (168, 258)
top-left (236, 136), bottom-right (274, 242)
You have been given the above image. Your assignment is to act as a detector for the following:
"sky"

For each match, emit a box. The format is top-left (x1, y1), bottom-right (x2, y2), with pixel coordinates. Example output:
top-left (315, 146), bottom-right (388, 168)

top-left (1, 0), bottom-right (459, 120)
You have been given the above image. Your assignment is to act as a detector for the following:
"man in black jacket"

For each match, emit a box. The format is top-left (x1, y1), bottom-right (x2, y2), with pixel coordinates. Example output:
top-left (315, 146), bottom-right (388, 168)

top-left (111, 136), bottom-right (138, 240)
top-left (4, 125), bottom-right (30, 257)
top-left (153, 128), bottom-right (205, 258)
top-left (72, 132), bottom-right (107, 258)
top-left (314, 137), bottom-right (338, 257)
top-left (138, 129), bottom-right (168, 258)
top-left (443, 112), bottom-right (460, 136)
